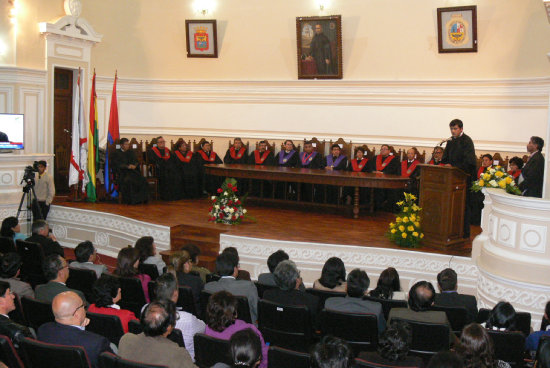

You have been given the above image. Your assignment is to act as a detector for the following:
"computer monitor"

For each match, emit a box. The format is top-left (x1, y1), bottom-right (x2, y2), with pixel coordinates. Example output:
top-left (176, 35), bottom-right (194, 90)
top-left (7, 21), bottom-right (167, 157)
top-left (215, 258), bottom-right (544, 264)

top-left (0, 113), bottom-right (24, 150)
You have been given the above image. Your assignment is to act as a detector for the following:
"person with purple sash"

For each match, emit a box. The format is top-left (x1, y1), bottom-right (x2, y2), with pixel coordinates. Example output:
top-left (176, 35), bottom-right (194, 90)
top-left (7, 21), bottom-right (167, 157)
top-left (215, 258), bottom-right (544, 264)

top-left (298, 141), bottom-right (324, 201)
top-left (322, 144), bottom-right (348, 204)
top-left (274, 140), bottom-right (299, 199)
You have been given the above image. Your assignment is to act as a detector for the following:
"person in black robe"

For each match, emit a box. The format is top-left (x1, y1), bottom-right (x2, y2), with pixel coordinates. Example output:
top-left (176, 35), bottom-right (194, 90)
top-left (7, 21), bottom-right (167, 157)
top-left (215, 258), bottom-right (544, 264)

top-left (195, 140), bottom-right (223, 196)
top-left (146, 136), bottom-right (180, 201)
top-left (400, 148), bottom-right (421, 198)
top-left (274, 140), bottom-right (299, 199)
top-left (308, 24), bottom-right (333, 75)
top-left (173, 140), bottom-right (200, 199)
top-left (298, 140), bottom-right (323, 201)
top-left (344, 147), bottom-right (370, 205)
top-left (369, 144), bottom-right (400, 212)
top-left (519, 136), bottom-right (545, 198)
top-left (248, 140), bottom-right (275, 197)
top-left (223, 138), bottom-right (248, 195)
top-left (322, 144), bottom-right (348, 204)
top-left (111, 138), bottom-right (148, 204)
top-left (441, 119), bottom-right (477, 238)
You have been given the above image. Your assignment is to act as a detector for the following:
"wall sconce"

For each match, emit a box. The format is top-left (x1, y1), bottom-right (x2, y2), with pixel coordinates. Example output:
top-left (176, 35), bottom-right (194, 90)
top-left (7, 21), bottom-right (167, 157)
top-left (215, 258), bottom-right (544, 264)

top-left (8, 0), bottom-right (19, 25)
top-left (0, 40), bottom-right (7, 56)
top-left (193, 0), bottom-right (215, 16)
top-left (544, 0), bottom-right (550, 23)
top-left (318, 0), bottom-right (330, 11)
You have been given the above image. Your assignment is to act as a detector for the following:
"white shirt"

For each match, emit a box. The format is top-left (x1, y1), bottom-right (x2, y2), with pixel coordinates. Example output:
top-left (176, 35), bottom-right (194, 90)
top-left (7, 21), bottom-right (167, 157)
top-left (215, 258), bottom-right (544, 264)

top-left (175, 310), bottom-right (206, 361)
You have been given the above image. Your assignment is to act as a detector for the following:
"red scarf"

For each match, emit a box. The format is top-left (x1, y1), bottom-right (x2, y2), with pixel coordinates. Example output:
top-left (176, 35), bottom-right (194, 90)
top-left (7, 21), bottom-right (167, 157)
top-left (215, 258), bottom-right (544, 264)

top-left (477, 166), bottom-right (486, 179)
top-left (401, 160), bottom-right (419, 178)
top-left (254, 150), bottom-right (270, 164)
top-left (230, 147), bottom-right (246, 160)
top-left (152, 147), bottom-right (170, 160)
top-left (175, 150), bottom-right (193, 163)
top-left (351, 158), bottom-right (368, 172)
top-left (376, 155), bottom-right (395, 171)
top-left (508, 170), bottom-right (521, 179)
top-left (198, 150), bottom-right (217, 162)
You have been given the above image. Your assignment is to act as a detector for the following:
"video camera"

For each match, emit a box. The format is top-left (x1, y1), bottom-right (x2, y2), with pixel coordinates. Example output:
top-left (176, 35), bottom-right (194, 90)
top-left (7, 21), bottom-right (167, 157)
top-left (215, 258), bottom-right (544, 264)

top-left (21, 161), bottom-right (40, 190)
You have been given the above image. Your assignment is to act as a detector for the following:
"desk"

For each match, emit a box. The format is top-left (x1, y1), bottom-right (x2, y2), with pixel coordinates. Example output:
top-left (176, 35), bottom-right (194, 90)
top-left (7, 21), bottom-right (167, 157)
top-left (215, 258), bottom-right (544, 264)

top-left (205, 164), bottom-right (409, 218)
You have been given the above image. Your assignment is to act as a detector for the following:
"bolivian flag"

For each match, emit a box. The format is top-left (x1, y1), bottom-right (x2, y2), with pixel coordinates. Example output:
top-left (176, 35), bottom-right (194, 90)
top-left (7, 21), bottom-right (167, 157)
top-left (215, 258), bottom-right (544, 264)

top-left (86, 70), bottom-right (99, 202)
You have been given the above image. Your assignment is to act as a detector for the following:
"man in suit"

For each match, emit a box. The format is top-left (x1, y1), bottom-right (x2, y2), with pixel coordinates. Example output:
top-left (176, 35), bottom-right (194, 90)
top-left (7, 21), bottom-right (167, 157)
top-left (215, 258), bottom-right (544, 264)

top-left (324, 269), bottom-right (386, 334)
top-left (35, 254), bottom-right (87, 305)
top-left (69, 240), bottom-right (107, 279)
top-left (204, 252), bottom-right (259, 323)
top-left (258, 250), bottom-right (289, 286)
top-left (37, 291), bottom-right (111, 368)
top-left (519, 136), bottom-right (545, 198)
top-left (434, 268), bottom-right (477, 323)
top-left (25, 220), bottom-right (64, 258)
top-left (0, 281), bottom-right (34, 348)
top-left (0, 252), bottom-right (34, 298)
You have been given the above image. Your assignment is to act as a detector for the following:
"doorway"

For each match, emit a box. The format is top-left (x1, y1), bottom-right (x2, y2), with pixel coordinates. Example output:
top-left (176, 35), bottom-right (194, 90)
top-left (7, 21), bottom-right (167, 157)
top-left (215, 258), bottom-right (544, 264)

top-left (53, 68), bottom-right (73, 195)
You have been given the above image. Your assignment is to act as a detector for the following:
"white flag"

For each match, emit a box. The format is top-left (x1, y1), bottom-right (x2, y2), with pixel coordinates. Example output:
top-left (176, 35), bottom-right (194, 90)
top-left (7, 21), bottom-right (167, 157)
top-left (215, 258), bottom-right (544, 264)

top-left (68, 68), bottom-right (88, 191)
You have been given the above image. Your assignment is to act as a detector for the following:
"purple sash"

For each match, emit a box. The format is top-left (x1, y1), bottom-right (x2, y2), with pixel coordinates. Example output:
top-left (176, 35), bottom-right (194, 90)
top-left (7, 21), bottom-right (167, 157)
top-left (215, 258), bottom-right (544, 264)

top-left (300, 151), bottom-right (317, 165)
top-left (278, 150), bottom-right (296, 165)
top-left (327, 154), bottom-right (346, 168)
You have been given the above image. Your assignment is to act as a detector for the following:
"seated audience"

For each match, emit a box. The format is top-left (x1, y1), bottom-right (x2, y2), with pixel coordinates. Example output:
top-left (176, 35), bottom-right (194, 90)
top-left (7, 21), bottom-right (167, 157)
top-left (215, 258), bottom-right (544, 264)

top-left (358, 320), bottom-right (423, 367)
top-left (213, 328), bottom-right (263, 368)
top-left (25, 219), bottom-right (64, 258)
top-left (0, 281), bottom-right (33, 348)
top-left (88, 275), bottom-right (137, 333)
top-left (37, 291), bottom-right (112, 368)
top-left (0, 216), bottom-right (25, 242)
top-left (311, 335), bottom-right (354, 368)
top-left (182, 244), bottom-right (211, 283)
top-left (113, 246), bottom-right (151, 303)
top-left (427, 351), bottom-right (464, 368)
top-left (525, 301), bottom-right (550, 352)
top-left (222, 247), bottom-right (251, 281)
top-left (507, 156), bottom-right (523, 183)
top-left (456, 323), bottom-right (511, 368)
top-left (257, 249), bottom-right (289, 286)
top-left (325, 268), bottom-right (386, 333)
top-left (482, 301), bottom-right (517, 332)
top-left (135, 236), bottom-right (166, 275)
top-left (204, 252), bottom-right (258, 323)
top-left (168, 250), bottom-right (204, 316)
top-left (69, 240), bottom-right (107, 279)
top-left (118, 300), bottom-right (197, 368)
top-left (369, 267), bottom-right (406, 300)
top-left (35, 254), bottom-right (88, 304)
top-left (110, 137), bottom-right (148, 205)
top-left (313, 256), bottom-right (347, 293)
top-left (537, 334), bottom-right (550, 368)
top-left (262, 260), bottom-right (320, 325)
top-left (154, 272), bottom-right (205, 360)
top-left (0, 252), bottom-right (34, 298)
top-left (434, 268), bottom-right (478, 323)
top-left (205, 291), bottom-right (267, 368)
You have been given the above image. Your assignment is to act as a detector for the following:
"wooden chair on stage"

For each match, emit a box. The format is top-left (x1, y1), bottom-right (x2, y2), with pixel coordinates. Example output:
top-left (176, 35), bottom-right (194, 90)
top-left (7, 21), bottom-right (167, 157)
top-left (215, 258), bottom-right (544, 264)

top-left (305, 137), bottom-right (326, 155)
top-left (279, 141), bottom-right (301, 153)
top-left (492, 152), bottom-right (508, 168)
top-left (329, 138), bottom-right (353, 159)
top-left (255, 140), bottom-right (275, 152)
top-left (193, 138), bottom-right (214, 152)
top-left (354, 144), bottom-right (375, 160)
top-left (227, 139), bottom-right (250, 153)
top-left (171, 138), bottom-right (192, 152)
top-left (388, 145), bottom-right (401, 161)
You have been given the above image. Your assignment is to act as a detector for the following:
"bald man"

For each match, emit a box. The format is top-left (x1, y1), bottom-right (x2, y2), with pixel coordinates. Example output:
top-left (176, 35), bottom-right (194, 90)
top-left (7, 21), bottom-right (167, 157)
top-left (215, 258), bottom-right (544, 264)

top-left (37, 291), bottom-right (112, 368)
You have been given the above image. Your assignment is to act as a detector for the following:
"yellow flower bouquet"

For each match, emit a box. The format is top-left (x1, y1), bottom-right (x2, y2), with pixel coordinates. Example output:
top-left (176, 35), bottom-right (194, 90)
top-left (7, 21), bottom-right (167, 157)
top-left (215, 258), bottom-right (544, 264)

top-left (471, 166), bottom-right (521, 195)
top-left (387, 192), bottom-right (424, 248)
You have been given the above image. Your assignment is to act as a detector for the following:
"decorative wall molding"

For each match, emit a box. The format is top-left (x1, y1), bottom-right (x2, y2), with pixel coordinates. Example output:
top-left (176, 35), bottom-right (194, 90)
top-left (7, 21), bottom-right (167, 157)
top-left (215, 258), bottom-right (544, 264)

top-left (0, 68), bottom-right (47, 86)
top-left (0, 154), bottom-right (54, 204)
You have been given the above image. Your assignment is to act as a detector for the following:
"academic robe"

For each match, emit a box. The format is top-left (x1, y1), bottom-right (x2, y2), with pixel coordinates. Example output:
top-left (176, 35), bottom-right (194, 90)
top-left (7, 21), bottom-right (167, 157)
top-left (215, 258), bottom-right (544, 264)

top-left (196, 150), bottom-right (223, 195)
top-left (344, 158), bottom-right (370, 204)
top-left (274, 150), bottom-right (299, 199)
top-left (147, 147), bottom-right (181, 201)
top-left (248, 150), bottom-right (275, 166)
top-left (110, 149), bottom-right (148, 204)
top-left (297, 151), bottom-right (323, 201)
top-left (322, 155), bottom-right (348, 204)
top-left (370, 154), bottom-right (400, 211)
top-left (173, 150), bottom-right (200, 198)
top-left (224, 147), bottom-right (249, 195)
top-left (401, 159), bottom-right (421, 197)
top-left (248, 150), bottom-right (275, 197)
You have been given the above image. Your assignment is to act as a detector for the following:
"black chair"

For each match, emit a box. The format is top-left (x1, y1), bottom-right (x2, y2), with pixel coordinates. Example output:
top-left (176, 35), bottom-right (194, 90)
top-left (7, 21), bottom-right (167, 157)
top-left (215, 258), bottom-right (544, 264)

top-left (177, 285), bottom-right (197, 316)
top-left (67, 267), bottom-right (98, 303)
top-left (193, 333), bottom-right (231, 368)
top-left (354, 356), bottom-right (423, 368)
top-left (320, 309), bottom-right (379, 354)
top-left (391, 318), bottom-right (450, 360)
top-left (119, 277), bottom-right (147, 317)
top-left (268, 345), bottom-right (310, 368)
top-left (16, 239), bottom-right (46, 288)
top-left (535, 335), bottom-right (550, 366)
top-left (138, 264), bottom-right (159, 281)
top-left (21, 296), bottom-right (54, 330)
top-left (86, 312), bottom-right (125, 346)
top-left (127, 320), bottom-right (185, 348)
top-left (0, 236), bottom-right (16, 254)
top-left (205, 273), bottom-right (220, 283)
top-left (363, 296), bottom-right (408, 321)
top-left (430, 305), bottom-right (469, 335)
top-left (99, 351), bottom-right (169, 368)
top-left (8, 292), bottom-right (27, 326)
top-left (0, 334), bottom-right (24, 368)
top-left (476, 308), bottom-right (532, 336)
top-left (148, 280), bottom-right (156, 301)
top-left (258, 299), bottom-right (313, 352)
top-left (255, 282), bottom-right (277, 299)
top-left (487, 329), bottom-right (526, 368)
top-left (20, 337), bottom-right (91, 367)
top-left (200, 291), bottom-right (252, 324)
top-left (306, 288), bottom-right (346, 307)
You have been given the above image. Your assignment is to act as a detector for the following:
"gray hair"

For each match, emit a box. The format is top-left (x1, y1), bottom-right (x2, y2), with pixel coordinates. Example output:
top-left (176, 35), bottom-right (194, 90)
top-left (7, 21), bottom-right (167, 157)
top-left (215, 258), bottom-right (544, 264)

top-left (273, 260), bottom-right (300, 291)
top-left (32, 220), bottom-right (48, 235)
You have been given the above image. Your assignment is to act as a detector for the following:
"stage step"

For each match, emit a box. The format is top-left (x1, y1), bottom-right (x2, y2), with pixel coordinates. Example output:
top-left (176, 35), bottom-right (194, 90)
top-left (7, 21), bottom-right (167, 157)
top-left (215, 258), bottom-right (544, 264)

top-left (168, 225), bottom-right (228, 271)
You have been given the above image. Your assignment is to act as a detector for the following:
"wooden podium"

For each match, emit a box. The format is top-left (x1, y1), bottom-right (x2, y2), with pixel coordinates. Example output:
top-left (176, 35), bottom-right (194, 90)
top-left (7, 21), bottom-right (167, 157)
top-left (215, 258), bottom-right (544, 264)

top-left (418, 164), bottom-right (468, 248)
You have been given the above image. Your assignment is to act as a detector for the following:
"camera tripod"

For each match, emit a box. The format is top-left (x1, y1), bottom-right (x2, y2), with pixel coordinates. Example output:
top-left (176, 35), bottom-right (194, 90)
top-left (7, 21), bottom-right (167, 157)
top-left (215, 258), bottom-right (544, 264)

top-left (16, 181), bottom-right (42, 235)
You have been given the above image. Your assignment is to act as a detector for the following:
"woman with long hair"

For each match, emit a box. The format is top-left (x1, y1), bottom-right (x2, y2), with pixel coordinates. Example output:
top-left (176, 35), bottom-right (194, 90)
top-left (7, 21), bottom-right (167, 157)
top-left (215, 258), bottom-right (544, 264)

top-left (313, 257), bottom-right (346, 292)
top-left (168, 250), bottom-right (203, 314)
top-left (0, 217), bottom-right (25, 242)
top-left (134, 236), bottom-right (166, 275)
top-left (113, 246), bottom-right (151, 302)
top-left (369, 267), bottom-right (406, 300)
top-left (457, 323), bottom-right (510, 368)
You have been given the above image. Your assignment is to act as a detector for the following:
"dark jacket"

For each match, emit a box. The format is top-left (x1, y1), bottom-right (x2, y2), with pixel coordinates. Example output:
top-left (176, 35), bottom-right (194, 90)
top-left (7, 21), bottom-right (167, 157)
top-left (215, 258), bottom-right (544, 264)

top-left (24, 234), bottom-right (64, 258)
top-left (434, 291), bottom-right (478, 323)
top-left (0, 315), bottom-right (34, 348)
top-left (262, 288), bottom-right (320, 327)
top-left (519, 151), bottom-right (545, 198)
top-left (441, 133), bottom-right (477, 180)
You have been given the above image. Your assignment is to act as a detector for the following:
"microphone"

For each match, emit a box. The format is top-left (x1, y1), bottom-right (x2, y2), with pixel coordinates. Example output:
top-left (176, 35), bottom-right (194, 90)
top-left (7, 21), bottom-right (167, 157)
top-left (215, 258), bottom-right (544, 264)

top-left (439, 137), bottom-right (452, 146)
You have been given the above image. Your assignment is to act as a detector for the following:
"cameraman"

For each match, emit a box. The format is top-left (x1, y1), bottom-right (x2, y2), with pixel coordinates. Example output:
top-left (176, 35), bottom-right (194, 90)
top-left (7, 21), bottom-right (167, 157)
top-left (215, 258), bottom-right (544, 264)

top-left (32, 160), bottom-right (55, 220)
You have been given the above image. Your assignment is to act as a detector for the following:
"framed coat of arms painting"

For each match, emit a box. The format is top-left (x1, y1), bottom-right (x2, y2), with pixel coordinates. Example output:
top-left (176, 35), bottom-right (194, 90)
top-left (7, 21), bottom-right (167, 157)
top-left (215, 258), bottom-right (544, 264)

top-left (185, 19), bottom-right (218, 58)
top-left (437, 6), bottom-right (477, 53)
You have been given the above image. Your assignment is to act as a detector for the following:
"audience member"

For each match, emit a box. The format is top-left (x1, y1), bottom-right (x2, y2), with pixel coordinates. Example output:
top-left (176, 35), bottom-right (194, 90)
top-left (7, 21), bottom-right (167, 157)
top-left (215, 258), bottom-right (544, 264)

top-left (88, 275), bottom-right (137, 333)
top-left (135, 236), bottom-right (166, 275)
top-left (70, 240), bottom-right (107, 279)
top-left (525, 301), bottom-right (550, 352)
top-left (313, 257), bottom-right (347, 292)
top-left (114, 246), bottom-right (151, 303)
top-left (213, 328), bottom-right (262, 368)
top-left (0, 281), bottom-right (33, 348)
top-left (25, 219), bottom-right (64, 258)
top-left (325, 268), bottom-right (386, 333)
top-left (222, 247), bottom-right (251, 281)
top-left (434, 268), bottom-right (477, 323)
top-left (519, 136), bottom-right (545, 198)
top-left (482, 301), bottom-right (516, 332)
top-left (257, 250), bottom-right (288, 286)
top-left (537, 335), bottom-right (550, 368)
top-left (0, 252), bottom-right (34, 298)
top-left (37, 291), bottom-right (112, 368)
top-left (181, 244), bottom-right (211, 283)
top-left (168, 250), bottom-right (204, 316)
top-left (507, 156), bottom-right (523, 183)
top-left (311, 335), bottom-right (354, 368)
top-left (118, 300), bottom-right (197, 368)
top-left (457, 323), bottom-right (511, 368)
top-left (204, 252), bottom-right (258, 323)
top-left (35, 254), bottom-right (87, 304)
top-left (427, 351), bottom-right (464, 368)
top-left (369, 267), bottom-right (406, 300)
top-left (0, 216), bottom-right (25, 242)
top-left (154, 273), bottom-right (205, 360)
top-left (205, 291), bottom-right (268, 368)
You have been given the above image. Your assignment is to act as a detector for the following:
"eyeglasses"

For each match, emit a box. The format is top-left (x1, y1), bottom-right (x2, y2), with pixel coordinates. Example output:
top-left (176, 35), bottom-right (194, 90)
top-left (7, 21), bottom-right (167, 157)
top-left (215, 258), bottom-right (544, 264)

top-left (72, 304), bottom-right (85, 316)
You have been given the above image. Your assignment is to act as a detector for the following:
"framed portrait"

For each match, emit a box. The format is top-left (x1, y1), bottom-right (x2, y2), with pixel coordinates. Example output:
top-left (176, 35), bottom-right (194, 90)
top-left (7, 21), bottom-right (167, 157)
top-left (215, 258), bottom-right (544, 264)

top-left (185, 19), bottom-right (218, 58)
top-left (437, 6), bottom-right (477, 53)
top-left (296, 15), bottom-right (343, 79)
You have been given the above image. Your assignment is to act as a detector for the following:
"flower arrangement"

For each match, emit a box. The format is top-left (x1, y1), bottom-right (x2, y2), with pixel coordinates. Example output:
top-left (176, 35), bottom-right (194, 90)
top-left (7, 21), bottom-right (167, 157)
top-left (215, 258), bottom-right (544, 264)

top-left (208, 178), bottom-right (248, 225)
top-left (387, 192), bottom-right (424, 248)
top-left (471, 166), bottom-right (521, 195)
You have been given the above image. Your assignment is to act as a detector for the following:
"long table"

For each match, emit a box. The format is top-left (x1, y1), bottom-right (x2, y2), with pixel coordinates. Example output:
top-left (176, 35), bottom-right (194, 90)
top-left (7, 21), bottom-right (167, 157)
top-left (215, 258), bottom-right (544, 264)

top-left (205, 164), bottom-right (409, 218)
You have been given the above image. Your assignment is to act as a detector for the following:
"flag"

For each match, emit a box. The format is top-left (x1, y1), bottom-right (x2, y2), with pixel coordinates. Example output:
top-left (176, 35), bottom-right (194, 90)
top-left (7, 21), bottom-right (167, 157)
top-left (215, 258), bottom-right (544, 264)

top-left (86, 70), bottom-right (99, 202)
top-left (68, 68), bottom-right (88, 192)
top-left (105, 71), bottom-right (120, 197)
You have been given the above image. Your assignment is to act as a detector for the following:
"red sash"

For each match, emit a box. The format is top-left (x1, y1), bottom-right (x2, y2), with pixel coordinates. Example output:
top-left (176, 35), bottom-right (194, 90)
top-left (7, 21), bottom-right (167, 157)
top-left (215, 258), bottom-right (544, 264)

top-left (351, 158), bottom-right (368, 172)
top-left (152, 147), bottom-right (170, 161)
top-left (401, 160), bottom-right (419, 178)
top-left (508, 170), bottom-right (521, 179)
top-left (198, 150), bottom-right (217, 162)
top-left (477, 166), bottom-right (485, 179)
top-left (300, 152), bottom-right (316, 165)
top-left (230, 147), bottom-right (246, 160)
top-left (428, 159), bottom-right (445, 166)
top-left (376, 155), bottom-right (395, 171)
top-left (254, 150), bottom-right (270, 164)
top-left (175, 150), bottom-right (193, 163)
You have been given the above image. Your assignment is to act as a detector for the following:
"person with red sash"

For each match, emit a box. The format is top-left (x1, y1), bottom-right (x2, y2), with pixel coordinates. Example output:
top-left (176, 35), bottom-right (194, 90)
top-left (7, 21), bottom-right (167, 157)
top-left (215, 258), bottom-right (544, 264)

top-left (477, 154), bottom-right (494, 179)
top-left (322, 144), bottom-right (348, 204)
top-left (370, 144), bottom-right (400, 211)
top-left (146, 136), bottom-right (180, 201)
top-left (344, 147), bottom-right (370, 205)
top-left (274, 140), bottom-right (299, 199)
top-left (401, 148), bottom-right (421, 197)
top-left (224, 138), bottom-right (248, 165)
top-left (196, 140), bottom-right (223, 196)
top-left (471, 154), bottom-right (494, 226)
top-left (173, 140), bottom-right (200, 198)
top-left (428, 146), bottom-right (445, 166)
top-left (248, 140), bottom-right (275, 197)
top-left (298, 140), bottom-right (323, 202)
top-left (507, 156), bottom-right (523, 184)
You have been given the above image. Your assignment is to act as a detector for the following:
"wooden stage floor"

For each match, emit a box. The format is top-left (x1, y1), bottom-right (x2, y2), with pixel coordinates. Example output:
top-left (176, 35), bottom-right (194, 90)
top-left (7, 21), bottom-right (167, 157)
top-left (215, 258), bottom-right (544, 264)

top-left (53, 197), bottom-right (477, 257)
